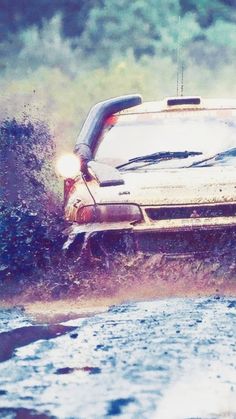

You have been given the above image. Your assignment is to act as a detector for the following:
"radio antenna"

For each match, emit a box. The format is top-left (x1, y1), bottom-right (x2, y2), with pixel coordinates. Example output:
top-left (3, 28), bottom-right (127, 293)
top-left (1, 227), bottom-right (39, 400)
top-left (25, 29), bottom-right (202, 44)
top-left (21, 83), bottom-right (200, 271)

top-left (176, 16), bottom-right (184, 97)
top-left (181, 62), bottom-right (184, 97)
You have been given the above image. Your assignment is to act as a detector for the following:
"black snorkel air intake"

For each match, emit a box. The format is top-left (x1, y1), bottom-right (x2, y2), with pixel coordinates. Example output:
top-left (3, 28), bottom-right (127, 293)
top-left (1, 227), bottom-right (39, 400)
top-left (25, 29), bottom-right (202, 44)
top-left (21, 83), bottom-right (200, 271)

top-left (74, 94), bottom-right (142, 175)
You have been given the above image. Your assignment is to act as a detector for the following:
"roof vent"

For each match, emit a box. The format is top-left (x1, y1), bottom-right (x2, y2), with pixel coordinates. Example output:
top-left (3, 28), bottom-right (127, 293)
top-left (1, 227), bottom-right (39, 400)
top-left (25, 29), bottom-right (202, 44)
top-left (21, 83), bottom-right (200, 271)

top-left (167, 97), bottom-right (201, 107)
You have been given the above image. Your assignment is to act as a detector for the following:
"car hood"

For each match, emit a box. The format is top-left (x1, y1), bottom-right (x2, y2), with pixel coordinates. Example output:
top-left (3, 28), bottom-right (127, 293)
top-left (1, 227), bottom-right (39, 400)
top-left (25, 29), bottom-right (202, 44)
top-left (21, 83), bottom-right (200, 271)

top-left (89, 166), bottom-right (236, 206)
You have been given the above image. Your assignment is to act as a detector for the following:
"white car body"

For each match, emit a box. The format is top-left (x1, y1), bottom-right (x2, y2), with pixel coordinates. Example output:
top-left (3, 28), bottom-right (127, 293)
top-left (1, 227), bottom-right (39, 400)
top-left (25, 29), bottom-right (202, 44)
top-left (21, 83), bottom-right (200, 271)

top-left (63, 96), bottom-right (236, 257)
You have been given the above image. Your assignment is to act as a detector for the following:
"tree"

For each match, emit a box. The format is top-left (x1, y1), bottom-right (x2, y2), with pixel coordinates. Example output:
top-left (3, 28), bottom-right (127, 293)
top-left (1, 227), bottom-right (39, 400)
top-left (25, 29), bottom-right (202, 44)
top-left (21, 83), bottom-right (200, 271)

top-left (179, 0), bottom-right (236, 27)
top-left (75, 0), bottom-right (203, 65)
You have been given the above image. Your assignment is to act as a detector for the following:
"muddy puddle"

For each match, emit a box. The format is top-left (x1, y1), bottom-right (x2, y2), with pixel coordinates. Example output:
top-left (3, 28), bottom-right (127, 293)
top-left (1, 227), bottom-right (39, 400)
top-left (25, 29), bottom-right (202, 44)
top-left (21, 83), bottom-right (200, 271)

top-left (1, 246), bottom-right (236, 418)
top-left (1, 254), bottom-right (236, 418)
top-left (0, 296), bottom-right (236, 418)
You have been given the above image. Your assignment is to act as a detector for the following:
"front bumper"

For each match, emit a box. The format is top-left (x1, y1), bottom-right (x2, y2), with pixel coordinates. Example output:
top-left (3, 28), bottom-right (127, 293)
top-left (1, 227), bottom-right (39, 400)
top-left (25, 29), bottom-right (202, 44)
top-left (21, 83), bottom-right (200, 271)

top-left (63, 216), bottom-right (236, 257)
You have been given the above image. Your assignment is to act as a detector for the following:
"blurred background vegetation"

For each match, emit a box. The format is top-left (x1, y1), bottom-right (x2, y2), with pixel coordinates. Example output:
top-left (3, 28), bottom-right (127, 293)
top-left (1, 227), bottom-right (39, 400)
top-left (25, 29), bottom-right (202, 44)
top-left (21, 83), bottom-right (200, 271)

top-left (0, 0), bottom-right (235, 153)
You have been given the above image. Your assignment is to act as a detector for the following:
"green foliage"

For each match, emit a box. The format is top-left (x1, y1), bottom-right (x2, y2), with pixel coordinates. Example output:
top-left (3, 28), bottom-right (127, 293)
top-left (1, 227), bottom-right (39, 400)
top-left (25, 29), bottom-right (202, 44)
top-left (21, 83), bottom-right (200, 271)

top-left (0, 0), bottom-right (235, 42)
top-left (4, 16), bottom-right (80, 77)
top-left (0, 0), bottom-right (235, 72)
top-left (205, 19), bottom-right (236, 49)
top-left (78, 0), bottom-right (202, 63)
top-left (180, 0), bottom-right (236, 27)
top-left (0, 0), bottom-right (99, 40)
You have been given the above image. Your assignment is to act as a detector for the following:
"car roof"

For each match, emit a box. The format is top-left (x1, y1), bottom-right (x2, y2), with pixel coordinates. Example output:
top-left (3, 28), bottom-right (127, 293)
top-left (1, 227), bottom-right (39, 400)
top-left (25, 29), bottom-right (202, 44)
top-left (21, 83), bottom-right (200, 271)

top-left (119, 97), bottom-right (236, 115)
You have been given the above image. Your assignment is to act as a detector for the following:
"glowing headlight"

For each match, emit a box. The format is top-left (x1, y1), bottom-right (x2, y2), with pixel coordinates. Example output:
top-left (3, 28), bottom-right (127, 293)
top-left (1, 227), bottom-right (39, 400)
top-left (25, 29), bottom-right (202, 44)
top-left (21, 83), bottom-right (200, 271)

top-left (56, 153), bottom-right (81, 179)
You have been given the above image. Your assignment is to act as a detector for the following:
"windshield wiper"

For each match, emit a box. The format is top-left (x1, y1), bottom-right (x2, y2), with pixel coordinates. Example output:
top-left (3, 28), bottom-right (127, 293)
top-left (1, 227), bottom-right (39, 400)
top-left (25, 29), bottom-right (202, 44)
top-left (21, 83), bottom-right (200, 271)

top-left (116, 151), bottom-right (202, 170)
top-left (189, 147), bottom-right (236, 167)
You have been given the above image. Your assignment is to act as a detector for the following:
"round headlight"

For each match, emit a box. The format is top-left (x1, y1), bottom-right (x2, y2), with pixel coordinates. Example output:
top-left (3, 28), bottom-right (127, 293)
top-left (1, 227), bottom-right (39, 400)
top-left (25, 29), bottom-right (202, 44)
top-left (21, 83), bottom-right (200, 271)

top-left (56, 153), bottom-right (81, 179)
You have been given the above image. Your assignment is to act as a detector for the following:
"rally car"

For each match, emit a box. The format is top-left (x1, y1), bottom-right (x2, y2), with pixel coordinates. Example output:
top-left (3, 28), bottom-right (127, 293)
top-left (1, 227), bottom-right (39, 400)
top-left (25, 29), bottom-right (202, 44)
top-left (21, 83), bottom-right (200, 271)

top-left (56, 94), bottom-right (236, 259)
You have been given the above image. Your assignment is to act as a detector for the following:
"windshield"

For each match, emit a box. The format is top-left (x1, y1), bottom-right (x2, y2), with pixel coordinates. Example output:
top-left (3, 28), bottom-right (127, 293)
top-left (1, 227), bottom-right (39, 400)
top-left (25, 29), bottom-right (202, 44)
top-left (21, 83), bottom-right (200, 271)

top-left (95, 109), bottom-right (236, 170)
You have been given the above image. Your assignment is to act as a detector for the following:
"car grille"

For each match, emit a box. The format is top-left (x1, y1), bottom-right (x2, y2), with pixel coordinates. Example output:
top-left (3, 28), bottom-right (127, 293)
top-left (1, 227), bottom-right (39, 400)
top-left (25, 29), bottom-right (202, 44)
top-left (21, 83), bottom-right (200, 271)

top-left (145, 203), bottom-right (236, 221)
top-left (135, 229), bottom-right (236, 254)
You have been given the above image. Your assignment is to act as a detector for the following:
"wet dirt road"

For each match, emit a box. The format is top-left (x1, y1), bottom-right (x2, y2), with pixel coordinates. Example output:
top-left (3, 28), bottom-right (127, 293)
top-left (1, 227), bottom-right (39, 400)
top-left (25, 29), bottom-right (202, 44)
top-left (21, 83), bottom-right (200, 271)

top-left (0, 296), bottom-right (236, 419)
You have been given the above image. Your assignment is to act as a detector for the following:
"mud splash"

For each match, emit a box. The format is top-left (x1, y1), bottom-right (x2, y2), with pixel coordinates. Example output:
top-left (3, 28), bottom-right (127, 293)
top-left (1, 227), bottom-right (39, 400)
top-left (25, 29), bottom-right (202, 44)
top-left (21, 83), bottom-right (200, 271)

top-left (0, 252), bottom-right (235, 325)
top-left (1, 116), bottom-right (236, 315)
top-left (19, 250), bottom-right (236, 302)
top-left (0, 116), bottom-right (63, 283)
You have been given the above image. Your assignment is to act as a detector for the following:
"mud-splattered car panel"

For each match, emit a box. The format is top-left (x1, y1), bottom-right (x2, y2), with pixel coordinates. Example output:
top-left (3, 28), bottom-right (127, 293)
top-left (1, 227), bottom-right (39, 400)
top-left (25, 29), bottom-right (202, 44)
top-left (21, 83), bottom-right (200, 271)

top-left (60, 96), bottom-right (236, 257)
